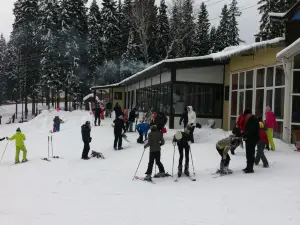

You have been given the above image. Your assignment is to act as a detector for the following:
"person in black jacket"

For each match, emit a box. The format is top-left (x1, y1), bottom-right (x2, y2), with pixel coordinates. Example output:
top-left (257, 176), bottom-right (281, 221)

top-left (128, 108), bottom-right (138, 132)
top-left (242, 109), bottom-right (260, 173)
top-left (81, 121), bottom-right (92, 160)
top-left (113, 115), bottom-right (126, 150)
top-left (154, 112), bottom-right (168, 132)
top-left (106, 102), bottom-right (112, 118)
top-left (94, 104), bottom-right (101, 126)
top-left (172, 130), bottom-right (191, 177)
top-left (179, 107), bottom-right (188, 128)
top-left (114, 103), bottom-right (122, 118)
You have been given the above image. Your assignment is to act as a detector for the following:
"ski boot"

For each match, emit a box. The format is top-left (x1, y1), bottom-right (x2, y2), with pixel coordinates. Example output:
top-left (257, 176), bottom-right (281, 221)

top-left (263, 164), bottom-right (269, 168)
top-left (114, 146), bottom-right (118, 150)
top-left (155, 172), bottom-right (166, 178)
top-left (144, 174), bottom-right (152, 181)
top-left (15, 161), bottom-right (20, 164)
top-left (223, 166), bottom-right (232, 174)
top-left (118, 147), bottom-right (123, 150)
top-left (83, 157), bottom-right (90, 160)
top-left (184, 165), bottom-right (190, 176)
top-left (22, 159), bottom-right (28, 163)
top-left (177, 165), bottom-right (182, 177)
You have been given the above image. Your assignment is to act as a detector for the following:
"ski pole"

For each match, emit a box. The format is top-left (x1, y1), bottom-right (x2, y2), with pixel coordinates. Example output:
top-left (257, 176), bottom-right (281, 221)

top-left (48, 136), bottom-right (50, 158)
top-left (154, 161), bottom-right (156, 175)
top-left (189, 145), bottom-right (196, 175)
top-left (0, 141), bottom-right (9, 163)
top-left (132, 147), bottom-right (146, 180)
top-left (51, 135), bottom-right (53, 157)
top-left (172, 145), bottom-right (176, 177)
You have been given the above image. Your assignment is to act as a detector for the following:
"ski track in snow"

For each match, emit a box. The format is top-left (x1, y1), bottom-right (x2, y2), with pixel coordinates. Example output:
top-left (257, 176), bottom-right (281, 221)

top-left (0, 109), bottom-right (300, 225)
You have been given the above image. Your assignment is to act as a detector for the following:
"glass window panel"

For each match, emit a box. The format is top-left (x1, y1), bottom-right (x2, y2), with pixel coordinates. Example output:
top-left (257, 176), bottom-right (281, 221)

top-left (245, 90), bottom-right (253, 111)
top-left (257, 68), bottom-right (265, 88)
top-left (293, 71), bottom-right (300, 93)
top-left (294, 53), bottom-right (300, 69)
top-left (275, 65), bottom-right (285, 86)
top-left (274, 121), bottom-right (283, 139)
top-left (255, 90), bottom-right (264, 117)
top-left (292, 96), bottom-right (300, 123)
top-left (291, 125), bottom-right (300, 142)
top-left (266, 67), bottom-right (274, 87)
top-left (231, 91), bottom-right (237, 116)
top-left (230, 117), bottom-right (237, 130)
top-left (274, 88), bottom-right (284, 119)
top-left (232, 73), bottom-right (238, 90)
top-left (266, 90), bottom-right (273, 109)
top-left (239, 72), bottom-right (245, 89)
top-left (239, 92), bottom-right (244, 114)
top-left (246, 71), bottom-right (254, 89)
top-left (214, 87), bottom-right (222, 117)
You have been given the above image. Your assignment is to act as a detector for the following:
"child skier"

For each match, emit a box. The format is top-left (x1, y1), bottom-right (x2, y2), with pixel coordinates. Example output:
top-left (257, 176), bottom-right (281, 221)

top-left (255, 121), bottom-right (269, 168)
top-left (144, 125), bottom-right (166, 181)
top-left (136, 121), bottom-right (150, 144)
top-left (53, 116), bottom-right (63, 132)
top-left (215, 135), bottom-right (242, 174)
top-left (8, 128), bottom-right (28, 164)
top-left (173, 130), bottom-right (191, 177)
top-left (113, 115), bottom-right (126, 150)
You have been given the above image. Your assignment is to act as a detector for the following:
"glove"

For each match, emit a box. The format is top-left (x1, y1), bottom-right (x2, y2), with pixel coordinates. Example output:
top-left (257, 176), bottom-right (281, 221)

top-left (172, 142), bottom-right (176, 146)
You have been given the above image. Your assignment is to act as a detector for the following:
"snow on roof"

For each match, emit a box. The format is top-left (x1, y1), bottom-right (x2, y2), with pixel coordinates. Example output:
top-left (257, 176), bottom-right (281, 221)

top-left (277, 37), bottom-right (300, 59)
top-left (91, 37), bottom-right (284, 89)
top-left (83, 93), bottom-right (100, 102)
top-left (269, 12), bottom-right (287, 18)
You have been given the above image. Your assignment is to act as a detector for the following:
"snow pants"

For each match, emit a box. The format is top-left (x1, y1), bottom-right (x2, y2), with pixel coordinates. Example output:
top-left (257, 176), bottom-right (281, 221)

top-left (245, 141), bottom-right (256, 171)
top-left (255, 142), bottom-right (269, 166)
top-left (145, 151), bottom-right (165, 175)
top-left (15, 145), bottom-right (27, 163)
top-left (266, 128), bottom-right (275, 151)
top-left (94, 116), bottom-right (101, 126)
top-left (114, 132), bottom-right (122, 149)
top-left (216, 147), bottom-right (230, 167)
top-left (178, 145), bottom-right (190, 167)
top-left (128, 121), bottom-right (134, 132)
top-left (189, 126), bottom-right (195, 143)
top-left (55, 124), bottom-right (60, 132)
top-left (82, 142), bottom-right (90, 159)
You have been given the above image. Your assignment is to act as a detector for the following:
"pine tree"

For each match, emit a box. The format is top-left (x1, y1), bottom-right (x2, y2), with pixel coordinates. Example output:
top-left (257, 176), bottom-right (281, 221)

top-left (182, 0), bottom-right (195, 56)
top-left (147, 0), bottom-right (159, 62)
top-left (88, 0), bottom-right (103, 85)
top-left (157, 0), bottom-right (170, 60)
top-left (215, 5), bottom-right (230, 52)
top-left (120, 0), bottom-right (132, 54)
top-left (228, 0), bottom-right (242, 46)
top-left (210, 26), bottom-right (217, 53)
top-left (0, 34), bottom-right (7, 105)
top-left (194, 2), bottom-right (210, 56)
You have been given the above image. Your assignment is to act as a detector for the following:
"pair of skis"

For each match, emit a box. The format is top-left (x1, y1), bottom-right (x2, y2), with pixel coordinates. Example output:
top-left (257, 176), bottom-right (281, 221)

top-left (134, 174), bottom-right (196, 184)
top-left (174, 175), bottom-right (196, 182)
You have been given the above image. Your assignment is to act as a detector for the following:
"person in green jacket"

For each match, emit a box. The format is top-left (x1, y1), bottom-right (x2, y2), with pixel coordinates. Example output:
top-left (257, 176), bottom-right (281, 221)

top-left (7, 128), bottom-right (28, 164)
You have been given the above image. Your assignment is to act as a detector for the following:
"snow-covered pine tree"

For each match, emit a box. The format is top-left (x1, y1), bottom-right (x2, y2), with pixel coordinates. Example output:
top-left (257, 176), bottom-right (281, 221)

top-left (146, 0), bottom-right (159, 62)
top-left (228, 0), bottom-right (243, 46)
top-left (0, 34), bottom-right (7, 105)
top-left (88, 0), bottom-right (104, 86)
top-left (156, 0), bottom-right (170, 60)
top-left (182, 0), bottom-right (195, 57)
top-left (194, 2), bottom-right (211, 56)
top-left (120, 0), bottom-right (132, 54)
top-left (210, 26), bottom-right (217, 53)
top-left (215, 4), bottom-right (230, 52)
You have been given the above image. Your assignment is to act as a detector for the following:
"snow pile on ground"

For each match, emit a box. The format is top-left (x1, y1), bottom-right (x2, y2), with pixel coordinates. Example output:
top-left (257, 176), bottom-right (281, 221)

top-left (0, 110), bottom-right (300, 225)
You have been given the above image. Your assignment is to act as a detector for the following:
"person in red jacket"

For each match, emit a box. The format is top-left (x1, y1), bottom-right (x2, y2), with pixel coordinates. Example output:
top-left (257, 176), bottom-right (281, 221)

top-left (265, 106), bottom-right (277, 151)
top-left (237, 113), bottom-right (246, 134)
top-left (255, 121), bottom-right (269, 168)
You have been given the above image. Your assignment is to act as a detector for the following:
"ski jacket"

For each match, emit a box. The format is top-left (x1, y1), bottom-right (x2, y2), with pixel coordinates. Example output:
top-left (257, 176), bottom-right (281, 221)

top-left (136, 122), bottom-right (150, 135)
top-left (113, 117), bottom-right (126, 134)
top-left (216, 136), bottom-right (236, 158)
top-left (179, 110), bottom-right (188, 126)
top-left (154, 113), bottom-right (168, 129)
top-left (81, 124), bottom-right (91, 143)
top-left (258, 122), bottom-right (269, 145)
top-left (173, 131), bottom-right (190, 148)
top-left (124, 109), bottom-right (129, 123)
top-left (144, 129), bottom-right (165, 152)
top-left (9, 132), bottom-right (26, 147)
top-left (129, 109), bottom-right (138, 122)
top-left (243, 115), bottom-right (260, 144)
top-left (265, 111), bottom-right (277, 129)
top-left (53, 116), bottom-right (63, 125)
top-left (94, 107), bottom-right (101, 117)
top-left (237, 114), bottom-right (245, 132)
top-left (187, 106), bottom-right (196, 127)
top-left (114, 105), bottom-right (122, 118)
top-left (106, 102), bottom-right (112, 110)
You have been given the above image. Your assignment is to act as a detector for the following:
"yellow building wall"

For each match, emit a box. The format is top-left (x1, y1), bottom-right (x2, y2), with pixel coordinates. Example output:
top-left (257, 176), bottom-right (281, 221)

top-left (112, 87), bottom-right (125, 110)
top-left (222, 45), bottom-right (284, 131)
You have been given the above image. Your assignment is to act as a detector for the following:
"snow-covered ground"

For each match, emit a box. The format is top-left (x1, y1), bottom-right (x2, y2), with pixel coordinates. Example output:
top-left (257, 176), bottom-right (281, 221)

top-left (0, 110), bottom-right (300, 225)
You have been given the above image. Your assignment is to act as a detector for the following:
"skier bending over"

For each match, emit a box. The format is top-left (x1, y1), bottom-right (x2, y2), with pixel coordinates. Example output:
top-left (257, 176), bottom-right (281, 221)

top-left (8, 128), bottom-right (28, 164)
top-left (136, 121), bottom-right (150, 144)
top-left (144, 125), bottom-right (166, 181)
top-left (173, 130), bottom-right (192, 177)
top-left (81, 121), bottom-right (92, 160)
top-left (113, 115), bottom-right (126, 150)
top-left (215, 135), bottom-right (242, 175)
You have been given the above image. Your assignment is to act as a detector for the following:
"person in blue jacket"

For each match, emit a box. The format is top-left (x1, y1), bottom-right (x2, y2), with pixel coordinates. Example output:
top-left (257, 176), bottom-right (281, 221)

top-left (136, 121), bottom-right (150, 144)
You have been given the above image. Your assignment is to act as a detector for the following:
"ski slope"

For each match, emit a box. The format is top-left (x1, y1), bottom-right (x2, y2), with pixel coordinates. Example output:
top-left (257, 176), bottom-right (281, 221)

top-left (0, 110), bottom-right (299, 225)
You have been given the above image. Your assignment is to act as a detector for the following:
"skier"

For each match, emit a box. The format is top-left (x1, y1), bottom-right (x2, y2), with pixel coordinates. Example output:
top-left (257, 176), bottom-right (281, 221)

top-left (243, 109), bottom-right (260, 173)
top-left (265, 106), bottom-right (277, 151)
top-left (136, 120), bottom-right (150, 144)
top-left (172, 130), bottom-right (191, 177)
top-left (144, 109), bottom-right (153, 124)
top-left (114, 103), bottom-right (122, 118)
top-left (255, 121), bottom-right (269, 168)
top-left (7, 128), bottom-right (28, 164)
top-left (215, 135), bottom-right (242, 174)
top-left (100, 104), bottom-right (105, 120)
top-left (93, 104), bottom-right (101, 126)
top-left (106, 102), bottom-right (112, 118)
top-left (154, 112), bottom-right (168, 133)
top-left (53, 116), bottom-right (63, 132)
top-left (113, 115), bottom-right (126, 150)
top-left (144, 125), bottom-right (166, 181)
top-left (81, 121), bottom-right (92, 160)
top-left (179, 107), bottom-right (188, 128)
top-left (128, 108), bottom-right (138, 132)
top-left (187, 106), bottom-right (196, 143)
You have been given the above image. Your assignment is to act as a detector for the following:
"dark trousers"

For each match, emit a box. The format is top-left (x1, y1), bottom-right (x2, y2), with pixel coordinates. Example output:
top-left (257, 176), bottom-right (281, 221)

top-left (245, 141), bottom-right (256, 170)
top-left (190, 126), bottom-right (195, 143)
top-left (178, 145), bottom-right (190, 167)
top-left (137, 131), bottom-right (143, 143)
top-left (114, 132), bottom-right (122, 148)
top-left (255, 142), bottom-right (269, 166)
top-left (82, 142), bottom-right (90, 158)
top-left (217, 147), bottom-right (230, 167)
top-left (94, 116), bottom-right (100, 126)
top-left (183, 122), bottom-right (187, 129)
top-left (145, 151), bottom-right (165, 175)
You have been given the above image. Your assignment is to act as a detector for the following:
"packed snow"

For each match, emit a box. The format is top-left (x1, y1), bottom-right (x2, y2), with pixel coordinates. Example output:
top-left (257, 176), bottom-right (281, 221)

top-left (0, 110), bottom-right (300, 225)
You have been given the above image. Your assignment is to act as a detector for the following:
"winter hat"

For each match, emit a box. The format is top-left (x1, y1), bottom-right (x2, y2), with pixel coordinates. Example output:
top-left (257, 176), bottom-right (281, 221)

top-left (16, 127), bottom-right (21, 132)
top-left (174, 131), bottom-right (183, 140)
top-left (243, 108), bottom-right (252, 115)
top-left (150, 125), bottom-right (157, 131)
top-left (265, 106), bottom-right (271, 112)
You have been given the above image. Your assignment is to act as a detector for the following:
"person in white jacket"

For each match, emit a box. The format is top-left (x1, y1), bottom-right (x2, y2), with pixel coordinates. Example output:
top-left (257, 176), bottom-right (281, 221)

top-left (187, 106), bottom-right (196, 143)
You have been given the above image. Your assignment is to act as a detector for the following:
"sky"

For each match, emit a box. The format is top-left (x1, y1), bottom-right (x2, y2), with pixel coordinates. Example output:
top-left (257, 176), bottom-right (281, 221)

top-left (0, 0), bottom-right (260, 44)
